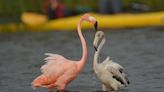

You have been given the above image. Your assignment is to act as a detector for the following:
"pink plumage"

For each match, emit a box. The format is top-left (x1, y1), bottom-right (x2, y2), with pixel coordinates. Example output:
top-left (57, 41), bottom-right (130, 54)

top-left (31, 13), bottom-right (97, 91)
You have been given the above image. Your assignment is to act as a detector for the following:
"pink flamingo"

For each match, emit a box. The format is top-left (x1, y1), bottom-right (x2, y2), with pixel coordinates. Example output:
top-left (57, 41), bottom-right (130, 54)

top-left (31, 13), bottom-right (97, 91)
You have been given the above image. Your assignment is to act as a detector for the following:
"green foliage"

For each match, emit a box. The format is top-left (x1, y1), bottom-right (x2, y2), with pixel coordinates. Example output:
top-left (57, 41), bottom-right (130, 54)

top-left (63, 0), bottom-right (98, 9)
top-left (124, 0), bottom-right (164, 11)
top-left (0, 0), bottom-right (43, 18)
top-left (0, 0), bottom-right (164, 18)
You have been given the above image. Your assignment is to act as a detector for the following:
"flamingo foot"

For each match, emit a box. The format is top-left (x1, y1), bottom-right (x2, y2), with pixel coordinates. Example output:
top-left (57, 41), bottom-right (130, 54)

top-left (32, 84), bottom-right (42, 90)
top-left (42, 83), bottom-right (57, 89)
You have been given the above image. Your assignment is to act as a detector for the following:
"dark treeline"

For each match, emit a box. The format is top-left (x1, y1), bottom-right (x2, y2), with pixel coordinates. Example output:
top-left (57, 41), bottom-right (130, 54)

top-left (0, 0), bottom-right (164, 18)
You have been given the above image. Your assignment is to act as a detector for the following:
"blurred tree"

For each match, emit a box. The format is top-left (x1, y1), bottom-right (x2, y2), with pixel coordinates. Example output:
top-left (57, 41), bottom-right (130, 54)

top-left (124, 0), bottom-right (164, 12)
top-left (0, 0), bottom-right (164, 23)
top-left (99, 0), bottom-right (123, 14)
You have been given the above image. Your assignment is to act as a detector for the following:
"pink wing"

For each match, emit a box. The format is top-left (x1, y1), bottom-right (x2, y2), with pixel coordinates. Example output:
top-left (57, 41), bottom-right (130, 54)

top-left (41, 53), bottom-right (68, 78)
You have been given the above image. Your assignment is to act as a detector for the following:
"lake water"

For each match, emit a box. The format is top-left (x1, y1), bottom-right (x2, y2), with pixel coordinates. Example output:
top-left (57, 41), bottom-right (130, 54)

top-left (0, 27), bottom-right (164, 92)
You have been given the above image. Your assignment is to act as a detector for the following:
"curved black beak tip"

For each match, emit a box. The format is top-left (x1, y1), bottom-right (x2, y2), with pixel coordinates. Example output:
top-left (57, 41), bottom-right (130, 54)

top-left (94, 21), bottom-right (98, 31)
top-left (94, 46), bottom-right (97, 51)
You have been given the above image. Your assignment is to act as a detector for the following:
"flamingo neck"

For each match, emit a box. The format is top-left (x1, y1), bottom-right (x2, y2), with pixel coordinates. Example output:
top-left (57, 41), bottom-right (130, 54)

top-left (93, 51), bottom-right (99, 67)
top-left (93, 37), bottom-right (106, 67)
top-left (77, 20), bottom-right (87, 71)
top-left (97, 37), bottom-right (106, 52)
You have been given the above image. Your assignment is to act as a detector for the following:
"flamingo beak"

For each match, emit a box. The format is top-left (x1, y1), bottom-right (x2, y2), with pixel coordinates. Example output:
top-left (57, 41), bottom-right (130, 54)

top-left (94, 46), bottom-right (97, 51)
top-left (94, 21), bottom-right (98, 31)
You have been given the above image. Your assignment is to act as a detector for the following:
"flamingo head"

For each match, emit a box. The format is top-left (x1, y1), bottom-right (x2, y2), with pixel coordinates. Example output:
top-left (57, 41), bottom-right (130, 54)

top-left (93, 31), bottom-right (105, 51)
top-left (81, 13), bottom-right (98, 31)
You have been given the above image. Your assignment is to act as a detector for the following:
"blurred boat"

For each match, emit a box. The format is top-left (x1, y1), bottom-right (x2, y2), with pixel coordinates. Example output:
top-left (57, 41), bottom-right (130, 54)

top-left (21, 12), bottom-right (48, 26)
top-left (21, 12), bottom-right (164, 31)
top-left (36, 12), bottom-right (164, 30)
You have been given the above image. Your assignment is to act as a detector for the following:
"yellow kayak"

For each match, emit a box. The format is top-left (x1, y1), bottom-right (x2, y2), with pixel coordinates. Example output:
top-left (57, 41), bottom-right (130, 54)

top-left (34, 12), bottom-right (164, 30)
top-left (21, 12), bottom-right (164, 31)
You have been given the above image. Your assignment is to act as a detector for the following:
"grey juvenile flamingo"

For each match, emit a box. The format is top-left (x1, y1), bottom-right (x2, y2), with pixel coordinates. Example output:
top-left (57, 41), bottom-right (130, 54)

top-left (93, 31), bottom-right (129, 91)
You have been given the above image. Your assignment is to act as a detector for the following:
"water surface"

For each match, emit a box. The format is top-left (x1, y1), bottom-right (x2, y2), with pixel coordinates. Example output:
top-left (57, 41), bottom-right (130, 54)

top-left (0, 28), bottom-right (164, 92)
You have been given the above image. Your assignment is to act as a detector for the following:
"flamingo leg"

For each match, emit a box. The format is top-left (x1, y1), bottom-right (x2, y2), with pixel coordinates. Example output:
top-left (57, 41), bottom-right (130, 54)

top-left (102, 84), bottom-right (107, 91)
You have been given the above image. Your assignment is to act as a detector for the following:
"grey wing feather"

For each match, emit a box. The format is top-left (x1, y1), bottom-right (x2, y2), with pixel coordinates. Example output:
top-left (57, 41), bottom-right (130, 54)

top-left (102, 56), bottom-right (111, 64)
top-left (122, 73), bottom-right (130, 84)
top-left (107, 66), bottom-right (129, 86)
